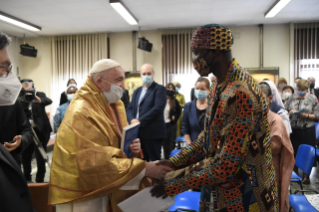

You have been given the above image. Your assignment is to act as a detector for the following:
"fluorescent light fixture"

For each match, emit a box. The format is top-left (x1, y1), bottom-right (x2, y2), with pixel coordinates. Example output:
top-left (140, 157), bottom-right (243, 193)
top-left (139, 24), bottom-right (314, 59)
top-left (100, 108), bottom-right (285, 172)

top-left (0, 11), bottom-right (41, 31)
top-left (265, 0), bottom-right (291, 18)
top-left (110, 0), bottom-right (138, 25)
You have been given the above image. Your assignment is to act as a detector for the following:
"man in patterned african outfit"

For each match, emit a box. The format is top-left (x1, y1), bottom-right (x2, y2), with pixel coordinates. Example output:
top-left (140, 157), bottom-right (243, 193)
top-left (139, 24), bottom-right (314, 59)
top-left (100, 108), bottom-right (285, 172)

top-left (151, 24), bottom-right (279, 212)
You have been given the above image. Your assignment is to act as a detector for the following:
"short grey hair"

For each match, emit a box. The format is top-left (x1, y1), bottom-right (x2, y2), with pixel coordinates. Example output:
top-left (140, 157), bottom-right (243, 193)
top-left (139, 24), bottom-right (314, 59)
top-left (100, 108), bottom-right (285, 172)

top-left (0, 32), bottom-right (11, 50)
top-left (259, 82), bottom-right (272, 98)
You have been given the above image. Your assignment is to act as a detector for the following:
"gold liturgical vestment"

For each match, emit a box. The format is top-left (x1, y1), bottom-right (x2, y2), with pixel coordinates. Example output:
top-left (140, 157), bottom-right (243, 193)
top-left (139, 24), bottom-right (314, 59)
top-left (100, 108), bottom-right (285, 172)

top-left (49, 78), bottom-right (147, 211)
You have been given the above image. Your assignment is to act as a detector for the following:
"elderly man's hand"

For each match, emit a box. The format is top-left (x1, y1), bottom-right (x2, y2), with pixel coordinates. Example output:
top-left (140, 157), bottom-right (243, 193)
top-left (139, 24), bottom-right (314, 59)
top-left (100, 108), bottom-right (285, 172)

top-left (145, 161), bottom-right (174, 179)
top-left (150, 178), bottom-right (168, 199)
top-left (130, 119), bottom-right (140, 124)
top-left (130, 138), bottom-right (141, 154)
top-left (4, 135), bottom-right (22, 152)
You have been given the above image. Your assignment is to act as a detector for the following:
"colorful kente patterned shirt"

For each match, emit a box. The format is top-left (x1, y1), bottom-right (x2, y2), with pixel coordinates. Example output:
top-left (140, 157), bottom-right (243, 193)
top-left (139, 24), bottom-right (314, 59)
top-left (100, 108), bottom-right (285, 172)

top-left (164, 59), bottom-right (279, 212)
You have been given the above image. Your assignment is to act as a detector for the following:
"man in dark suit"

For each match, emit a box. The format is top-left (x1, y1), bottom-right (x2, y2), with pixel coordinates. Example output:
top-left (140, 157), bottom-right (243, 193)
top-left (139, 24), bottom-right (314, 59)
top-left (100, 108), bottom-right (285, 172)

top-left (127, 64), bottom-right (166, 161)
top-left (0, 31), bottom-right (35, 212)
top-left (308, 77), bottom-right (319, 100)
top-left (21, 79), bottom-right (53, 182)
top-left (121, 89), bottom-right (130, 109)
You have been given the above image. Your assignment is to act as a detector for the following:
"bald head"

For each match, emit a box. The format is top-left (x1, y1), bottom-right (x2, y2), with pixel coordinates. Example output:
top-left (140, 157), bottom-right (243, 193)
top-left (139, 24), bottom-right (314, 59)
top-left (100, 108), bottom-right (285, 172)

top-left (308, 77), bottom-right (315, 84)
top-left (141, 64), bottom-right (154, 74)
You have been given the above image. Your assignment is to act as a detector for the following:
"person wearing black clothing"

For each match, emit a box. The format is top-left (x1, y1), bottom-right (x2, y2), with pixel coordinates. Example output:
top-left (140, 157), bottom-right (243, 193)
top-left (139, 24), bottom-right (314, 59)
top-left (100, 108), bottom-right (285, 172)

top-left (21, 80), bottom-right (53, 182)
top-left (0, 31), bottom-right (35, 212)
top-left (121, 89), bottom-right (130, 109)
top-left (163, 83), bottom-right (181, 159)
top-left (60, 78), bottom-right (77, 105)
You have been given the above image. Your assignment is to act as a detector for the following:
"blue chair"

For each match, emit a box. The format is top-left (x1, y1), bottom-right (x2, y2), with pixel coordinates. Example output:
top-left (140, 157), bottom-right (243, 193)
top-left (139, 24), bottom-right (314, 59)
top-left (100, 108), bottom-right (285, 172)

top-left (175, 136), bottom-right (186, 149)
top-left (168, 191), bottom-right (200, 212)
top-left (289, 190), bottom-right (318, 212)
top-left (169, 149), bottom-right (181, 158)
top-left (315, 122), bottom-right (319, 140)
top-left (290, 144), bottom-right (316, 193)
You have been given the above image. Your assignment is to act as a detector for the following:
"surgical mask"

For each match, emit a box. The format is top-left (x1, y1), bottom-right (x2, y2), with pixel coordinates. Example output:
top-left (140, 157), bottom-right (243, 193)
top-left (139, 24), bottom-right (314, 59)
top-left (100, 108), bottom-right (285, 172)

top-left (175, 87), bottom-right (180, 93)
top-left (278, 84), bottom-right (286, 90)
top-left (310, 83), bottom-right (315, 89)
top-left (102, 80), bottom-right (124, 104)
top-left (194, 90), bottom-right (207, 100)
top-left (166, 90), bottom-right (175, 97)
top-left (67, 94), bottom-right (74, 102)
top-left (142, 76), bottom-right (153, 86)
top-left (296, 90), bottom-right (307, 96)
top-left (0, 71), bottom-right (22, 106)
top-left (283, 92), bottom-right (292, 99)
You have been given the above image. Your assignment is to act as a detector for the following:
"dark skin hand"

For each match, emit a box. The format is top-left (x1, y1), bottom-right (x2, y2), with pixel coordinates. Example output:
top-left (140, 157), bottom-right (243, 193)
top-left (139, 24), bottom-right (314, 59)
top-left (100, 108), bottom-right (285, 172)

top-left (155, 160), bottom-right (176, 170)
top-left (150, 178), bottom-right (167, 199)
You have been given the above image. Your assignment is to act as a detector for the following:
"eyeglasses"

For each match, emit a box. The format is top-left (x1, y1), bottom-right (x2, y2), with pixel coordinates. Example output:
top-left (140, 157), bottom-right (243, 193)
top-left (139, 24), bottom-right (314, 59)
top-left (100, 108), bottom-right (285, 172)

top-left (0, 63), bottom-right (13, 77)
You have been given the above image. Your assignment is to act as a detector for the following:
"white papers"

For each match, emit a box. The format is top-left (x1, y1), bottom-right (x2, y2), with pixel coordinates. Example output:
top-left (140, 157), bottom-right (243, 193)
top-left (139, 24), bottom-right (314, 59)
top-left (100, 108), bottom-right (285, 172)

top-left (118, 187), bottom-right (175, 212)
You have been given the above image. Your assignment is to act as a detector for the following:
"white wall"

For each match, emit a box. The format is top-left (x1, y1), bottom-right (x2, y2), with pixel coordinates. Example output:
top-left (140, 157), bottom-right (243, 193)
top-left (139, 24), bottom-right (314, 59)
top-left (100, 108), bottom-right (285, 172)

top-left (6, 36), bottom-right (21, 76)
top-left (13, 24), bottom-right (291, 107)
top-left (19, 37), bottom-right (53, 113)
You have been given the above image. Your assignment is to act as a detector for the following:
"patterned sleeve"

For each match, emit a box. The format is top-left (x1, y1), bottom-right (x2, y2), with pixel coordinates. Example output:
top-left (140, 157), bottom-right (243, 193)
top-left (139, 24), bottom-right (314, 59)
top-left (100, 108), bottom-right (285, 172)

top-left (169, 131), bottom-right (206, 168)
top-left (165, 91), bottom-right (253, 195)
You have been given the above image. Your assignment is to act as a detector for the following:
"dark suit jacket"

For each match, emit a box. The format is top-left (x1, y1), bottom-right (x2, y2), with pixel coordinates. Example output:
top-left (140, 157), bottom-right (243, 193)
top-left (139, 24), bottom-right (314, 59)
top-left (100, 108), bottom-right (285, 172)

top-left (59, 92), bottom-right (67, 106)
top-left (169, 98), bottom-right (181, 125)
top-left (0, 144), bottom-right (35, 212)
top-left (0, 99), bottom-right (33, 165)
top-left (127, 82), bottom-right (167, 139)
top-left (32, 92), bottom-right (52, 142)
top-left (314, 88), bottom-right (319, 100)
top-left (181, 100), bottom-right (204, 142)
top-left (121, 89), bottom-right (130, 109)
top-left (191, 88), bottom-right (196, 101)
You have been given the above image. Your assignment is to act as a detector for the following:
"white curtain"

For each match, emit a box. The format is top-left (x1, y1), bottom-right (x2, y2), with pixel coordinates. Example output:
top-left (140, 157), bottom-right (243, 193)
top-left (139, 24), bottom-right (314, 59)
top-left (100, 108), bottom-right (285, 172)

top-left (51, 33), bottom-right (108, 129)
top-left (162, 29), bottom-right (195, 85)
top-left (293, 22), bottom-right (319, 82)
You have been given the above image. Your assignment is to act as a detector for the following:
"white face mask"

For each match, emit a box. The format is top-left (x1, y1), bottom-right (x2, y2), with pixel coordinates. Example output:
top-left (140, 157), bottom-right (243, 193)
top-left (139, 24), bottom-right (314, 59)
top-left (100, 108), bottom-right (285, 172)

top-left (67, 94), bottom-right (74, 102)
top-left (101, 80), bottom-right (124, 104)
top-left (0, 71), bottom-right (22, 106)
top-left (283, 91), bottom-right (292, 99)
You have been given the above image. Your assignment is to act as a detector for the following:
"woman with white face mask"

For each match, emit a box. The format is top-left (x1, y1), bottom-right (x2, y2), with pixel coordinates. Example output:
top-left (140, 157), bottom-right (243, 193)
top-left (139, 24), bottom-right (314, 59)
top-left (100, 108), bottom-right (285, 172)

top-left (282, 85), bottom-right (294, 104)
top-left (285, 79), bottom-right (319, 184)
top-left (54, 84), bottom-right (78, 132)
top-left (181, 77), bottom-right (210, 145)
top-left (277, 77), bottom-right (288, 99)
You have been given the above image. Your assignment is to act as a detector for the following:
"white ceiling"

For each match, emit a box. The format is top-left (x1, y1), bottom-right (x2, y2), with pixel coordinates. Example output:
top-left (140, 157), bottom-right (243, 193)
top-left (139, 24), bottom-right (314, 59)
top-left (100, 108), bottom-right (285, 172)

top-left (0, 0), bottom-right (319, 37)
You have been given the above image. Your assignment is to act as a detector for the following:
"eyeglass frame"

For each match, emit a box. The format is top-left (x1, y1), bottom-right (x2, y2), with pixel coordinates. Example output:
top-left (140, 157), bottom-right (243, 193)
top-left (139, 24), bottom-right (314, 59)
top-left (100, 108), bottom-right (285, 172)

top-left (0, 63), bottom-right (13, 77)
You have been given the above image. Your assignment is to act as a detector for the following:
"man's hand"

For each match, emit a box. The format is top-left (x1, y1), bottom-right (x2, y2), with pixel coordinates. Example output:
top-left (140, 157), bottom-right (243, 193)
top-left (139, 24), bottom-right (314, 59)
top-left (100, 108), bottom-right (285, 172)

top-left (130, 119), bottom-right (140, 124)
top-left (130, 138), bottom-right (141, 154)
top-left (150, 178), bottom-right (168, 199)
top-left (35, 95), bottom-right (41, 103)
top-left (298, 113), bottom-right (308, 119)
top-left (155, 160), bottom-right (176, 170)
top-left (172, 116), bottom-right (175, 121)
top-left (4, 135), bottom-right (22, 152)
top-left (145, 161), bottom-right (174, 179)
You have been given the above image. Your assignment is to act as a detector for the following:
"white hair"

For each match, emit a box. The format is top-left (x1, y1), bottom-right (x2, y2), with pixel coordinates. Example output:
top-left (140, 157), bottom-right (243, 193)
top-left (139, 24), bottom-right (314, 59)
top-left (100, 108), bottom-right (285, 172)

top-left (90, 70), bottom-right (108, 82)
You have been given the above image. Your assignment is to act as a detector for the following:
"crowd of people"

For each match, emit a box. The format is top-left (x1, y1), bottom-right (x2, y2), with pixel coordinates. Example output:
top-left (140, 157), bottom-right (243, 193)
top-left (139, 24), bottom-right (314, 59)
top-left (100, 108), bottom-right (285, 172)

top-left (1, 23), bottom-right (319, 212)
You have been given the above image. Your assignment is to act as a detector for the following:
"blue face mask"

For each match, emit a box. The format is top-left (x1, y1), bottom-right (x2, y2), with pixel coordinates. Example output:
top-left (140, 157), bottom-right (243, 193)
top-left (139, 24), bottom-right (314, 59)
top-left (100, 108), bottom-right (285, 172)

top-left (142, 76), bottom-right (153, 86)
top-left (194, 90), bottom-right (207, 100)
top-left (296, 90), bottom-right (307, 96)
top-left (67, 94), bottom-right (74, 102)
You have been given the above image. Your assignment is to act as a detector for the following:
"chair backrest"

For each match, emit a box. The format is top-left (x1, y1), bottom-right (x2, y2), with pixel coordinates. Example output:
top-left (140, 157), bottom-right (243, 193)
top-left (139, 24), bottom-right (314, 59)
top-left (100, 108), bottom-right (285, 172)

top-left (295, 144), bottom-right (315, 175)
top-left (315, 122), bottom-right (319, 140)
top-left (169, 149), bottom-right (181, 158)
top-left (28, 183), bottom-right (55, 212)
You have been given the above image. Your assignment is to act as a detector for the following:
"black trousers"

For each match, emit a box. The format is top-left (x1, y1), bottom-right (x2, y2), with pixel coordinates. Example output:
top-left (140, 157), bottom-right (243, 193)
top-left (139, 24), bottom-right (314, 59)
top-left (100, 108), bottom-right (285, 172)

top-left (139, 132), bottom-right (164, 162)
top-left (163, 123), bottom-right (177, 159)
top-left (22, 127), bottom-right (48, 182)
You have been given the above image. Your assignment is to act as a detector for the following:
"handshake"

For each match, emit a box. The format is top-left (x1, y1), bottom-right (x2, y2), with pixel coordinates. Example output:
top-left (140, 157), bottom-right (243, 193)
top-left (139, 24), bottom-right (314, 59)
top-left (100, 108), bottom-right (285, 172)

top-left (145, 160), bottom-right (175, 179)
top-left (145, 160), bottom-right (176, 199)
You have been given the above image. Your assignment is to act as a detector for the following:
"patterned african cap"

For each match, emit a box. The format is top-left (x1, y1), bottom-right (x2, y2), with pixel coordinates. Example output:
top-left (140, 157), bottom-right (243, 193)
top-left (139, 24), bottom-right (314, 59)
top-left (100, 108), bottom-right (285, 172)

top-left (191, 24), bottom-right (233, 51)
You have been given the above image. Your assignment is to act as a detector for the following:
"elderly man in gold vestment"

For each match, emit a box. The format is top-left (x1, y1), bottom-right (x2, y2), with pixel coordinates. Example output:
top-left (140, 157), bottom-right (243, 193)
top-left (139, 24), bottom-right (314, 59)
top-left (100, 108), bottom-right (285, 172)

top-left (49, 59), bottom-right (173, 212)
